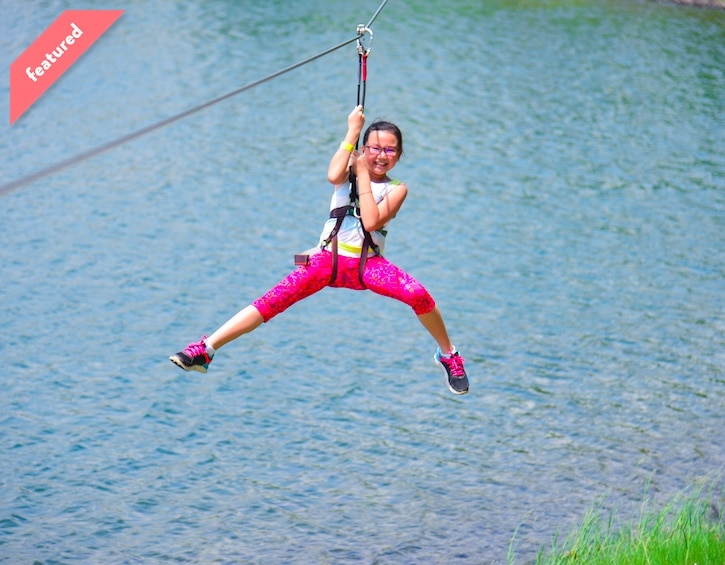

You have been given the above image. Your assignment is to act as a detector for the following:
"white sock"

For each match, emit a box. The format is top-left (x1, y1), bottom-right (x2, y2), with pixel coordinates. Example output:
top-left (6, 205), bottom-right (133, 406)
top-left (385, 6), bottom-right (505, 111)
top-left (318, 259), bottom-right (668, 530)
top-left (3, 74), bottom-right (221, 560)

top-left (204, 339), bottom-right (216, 357)
top-left (441, 346), bottom-right (457, 358)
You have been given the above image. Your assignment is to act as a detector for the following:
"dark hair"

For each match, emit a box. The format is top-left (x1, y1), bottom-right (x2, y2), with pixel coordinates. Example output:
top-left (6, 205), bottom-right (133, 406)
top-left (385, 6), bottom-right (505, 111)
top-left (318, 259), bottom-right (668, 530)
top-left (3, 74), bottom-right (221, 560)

top-left (362, 120), bottom-right (403, 157)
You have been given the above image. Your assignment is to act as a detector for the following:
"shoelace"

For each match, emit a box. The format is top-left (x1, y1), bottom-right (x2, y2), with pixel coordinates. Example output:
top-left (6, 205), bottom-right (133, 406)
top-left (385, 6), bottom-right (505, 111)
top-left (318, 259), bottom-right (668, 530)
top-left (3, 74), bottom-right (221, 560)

top-left (184, 338), bottom-right (208, 358)
top-left (445, 353), bottom-right (466, 378)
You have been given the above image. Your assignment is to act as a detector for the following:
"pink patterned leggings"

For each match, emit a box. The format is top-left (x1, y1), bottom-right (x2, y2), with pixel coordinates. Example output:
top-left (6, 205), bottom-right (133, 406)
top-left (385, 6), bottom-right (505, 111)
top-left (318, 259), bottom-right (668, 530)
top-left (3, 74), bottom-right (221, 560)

top-left (252, 250), bottom-right (436, 322)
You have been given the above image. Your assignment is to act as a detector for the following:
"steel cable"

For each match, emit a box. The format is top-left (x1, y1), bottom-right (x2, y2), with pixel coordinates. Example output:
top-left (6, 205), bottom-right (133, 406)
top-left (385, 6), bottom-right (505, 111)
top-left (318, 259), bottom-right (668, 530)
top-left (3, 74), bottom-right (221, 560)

top-left (1, 1), bottom-right (390, 197)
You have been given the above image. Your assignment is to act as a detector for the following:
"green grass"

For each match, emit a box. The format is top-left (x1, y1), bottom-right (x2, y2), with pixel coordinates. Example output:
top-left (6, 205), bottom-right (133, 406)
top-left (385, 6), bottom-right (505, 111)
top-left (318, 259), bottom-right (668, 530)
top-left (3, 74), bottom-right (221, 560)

top-left (514, 481), bottom-right (725, 565)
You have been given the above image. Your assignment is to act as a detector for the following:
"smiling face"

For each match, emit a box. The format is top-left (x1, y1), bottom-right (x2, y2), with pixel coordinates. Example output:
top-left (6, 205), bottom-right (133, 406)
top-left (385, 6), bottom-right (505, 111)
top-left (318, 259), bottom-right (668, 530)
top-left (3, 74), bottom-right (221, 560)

top-left (361, 121), bottom-right (403, 182)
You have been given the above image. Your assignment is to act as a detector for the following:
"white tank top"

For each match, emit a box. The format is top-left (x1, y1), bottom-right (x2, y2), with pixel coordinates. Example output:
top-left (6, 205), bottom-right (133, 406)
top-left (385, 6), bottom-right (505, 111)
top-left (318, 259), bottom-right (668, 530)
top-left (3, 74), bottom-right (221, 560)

top-left (318, 179), bottom-right (400, 257)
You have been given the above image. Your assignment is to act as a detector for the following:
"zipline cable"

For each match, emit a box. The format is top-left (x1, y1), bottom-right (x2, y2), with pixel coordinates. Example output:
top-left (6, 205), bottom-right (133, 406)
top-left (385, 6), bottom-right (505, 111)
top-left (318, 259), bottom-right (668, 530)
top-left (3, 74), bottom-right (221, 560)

top-left (0, 1), bottom-right (390, 198)
top-left (0, 35), bottom-right (359, 198)
top-left (365, 0), bottom-right (389, 29)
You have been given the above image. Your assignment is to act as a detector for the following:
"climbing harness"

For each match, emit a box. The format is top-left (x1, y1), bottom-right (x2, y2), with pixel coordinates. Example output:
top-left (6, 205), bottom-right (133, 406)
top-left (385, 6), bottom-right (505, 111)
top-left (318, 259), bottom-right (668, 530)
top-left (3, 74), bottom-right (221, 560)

top-left (321, 24), bottom-right (381, 286)
top-left (1, 0), bottom-right (390, 197)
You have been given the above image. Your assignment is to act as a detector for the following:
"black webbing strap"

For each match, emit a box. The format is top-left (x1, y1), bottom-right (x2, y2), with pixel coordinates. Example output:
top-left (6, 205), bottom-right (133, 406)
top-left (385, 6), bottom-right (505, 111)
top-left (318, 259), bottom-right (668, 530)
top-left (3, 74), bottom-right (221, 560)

top-left (358, 227), bottom-right (379, 285)
top-left (321, 203), bottom-right (379, 285)
top-left (350, 161), bottom-right (380, 285)
top-left (322, 205), bottom-right (353, 284)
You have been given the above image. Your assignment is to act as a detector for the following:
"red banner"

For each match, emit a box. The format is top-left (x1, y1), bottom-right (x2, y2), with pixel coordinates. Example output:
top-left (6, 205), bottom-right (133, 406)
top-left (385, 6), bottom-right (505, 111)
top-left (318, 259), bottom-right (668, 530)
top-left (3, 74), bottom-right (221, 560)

top-left (9, 10), bottom-right (124, 125)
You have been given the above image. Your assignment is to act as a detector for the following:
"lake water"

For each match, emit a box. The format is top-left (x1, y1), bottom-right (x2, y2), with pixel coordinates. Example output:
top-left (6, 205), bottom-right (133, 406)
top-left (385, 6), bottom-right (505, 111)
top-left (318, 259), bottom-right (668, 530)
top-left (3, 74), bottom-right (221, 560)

top-left (1, 1), bottom-right (724, 563)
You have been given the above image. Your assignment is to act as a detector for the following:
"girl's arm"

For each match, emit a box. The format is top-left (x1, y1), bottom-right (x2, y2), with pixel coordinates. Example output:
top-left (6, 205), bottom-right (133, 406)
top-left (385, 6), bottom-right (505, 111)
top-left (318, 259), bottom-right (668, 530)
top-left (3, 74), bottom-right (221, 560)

top-left (354, 156), bottom-right (408, 232)
top-left (327, 105), bottom-right (365, 186)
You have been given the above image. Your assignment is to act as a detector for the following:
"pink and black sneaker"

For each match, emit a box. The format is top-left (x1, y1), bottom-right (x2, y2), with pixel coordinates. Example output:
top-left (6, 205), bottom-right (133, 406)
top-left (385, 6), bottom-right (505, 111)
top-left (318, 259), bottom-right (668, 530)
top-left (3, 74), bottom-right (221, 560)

top-left (435, 347), bottom-right (469, 395)
top-left (170, 337), bottom-right (213, 373)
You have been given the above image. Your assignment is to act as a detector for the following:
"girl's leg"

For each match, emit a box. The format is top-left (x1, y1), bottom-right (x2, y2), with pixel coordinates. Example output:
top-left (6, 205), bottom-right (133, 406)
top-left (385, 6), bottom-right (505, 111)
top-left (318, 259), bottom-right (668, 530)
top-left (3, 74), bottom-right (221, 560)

top-left (207, 251), bottom-right (333, 351)
top-left (363, 256), bottom-right (455, 353)
top-left (416, 305), bottom-right (454, 354)
top-left (206, 305), bottom-right (264, 350)
top-left (363, 256), bottom-right (468, 394)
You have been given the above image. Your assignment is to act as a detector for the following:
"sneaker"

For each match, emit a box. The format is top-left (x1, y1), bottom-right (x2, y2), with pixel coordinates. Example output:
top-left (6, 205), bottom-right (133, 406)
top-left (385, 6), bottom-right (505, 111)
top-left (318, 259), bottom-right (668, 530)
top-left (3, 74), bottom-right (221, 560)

top-left (169, 336), bottom-right (213, 373)
top-left (435, 347), bottom-right (469, 395)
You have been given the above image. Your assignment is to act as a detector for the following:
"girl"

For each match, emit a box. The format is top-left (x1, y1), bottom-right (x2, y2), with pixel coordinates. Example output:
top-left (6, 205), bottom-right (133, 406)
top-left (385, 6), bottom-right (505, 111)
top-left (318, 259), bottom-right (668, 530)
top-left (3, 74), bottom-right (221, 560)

top-left (170, 106), bottom-right (469, 394)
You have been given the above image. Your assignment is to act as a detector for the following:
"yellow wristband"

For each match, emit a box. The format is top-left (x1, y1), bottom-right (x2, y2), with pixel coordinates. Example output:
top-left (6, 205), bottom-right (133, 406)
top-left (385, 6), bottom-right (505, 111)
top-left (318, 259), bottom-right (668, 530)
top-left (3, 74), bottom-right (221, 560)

top-left (340, 141), bottom-right (354, 152)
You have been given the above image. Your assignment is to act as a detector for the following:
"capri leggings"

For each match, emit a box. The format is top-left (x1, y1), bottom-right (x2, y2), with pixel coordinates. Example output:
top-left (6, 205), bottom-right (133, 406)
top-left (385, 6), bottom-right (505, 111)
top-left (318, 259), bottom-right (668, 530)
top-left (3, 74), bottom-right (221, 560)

top-left (252, 250), bottom-right (436, 322)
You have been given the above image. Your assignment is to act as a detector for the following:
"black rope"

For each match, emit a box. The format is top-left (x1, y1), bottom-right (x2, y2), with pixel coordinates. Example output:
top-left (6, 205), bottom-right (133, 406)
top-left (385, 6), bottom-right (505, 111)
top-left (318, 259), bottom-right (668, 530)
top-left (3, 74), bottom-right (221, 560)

top-left (0, 0), bottom-right (391, 197)
top-left (348, 48), bottom-right (367, 205)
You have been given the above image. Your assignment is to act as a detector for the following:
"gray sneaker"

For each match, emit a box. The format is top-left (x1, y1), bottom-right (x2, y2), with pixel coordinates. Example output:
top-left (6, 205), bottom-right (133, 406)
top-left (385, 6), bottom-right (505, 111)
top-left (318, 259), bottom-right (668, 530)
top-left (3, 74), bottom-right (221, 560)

top-left (434, 348), bottom-right (469, 394)
top-left (170, 336), bottom-right (213, 373)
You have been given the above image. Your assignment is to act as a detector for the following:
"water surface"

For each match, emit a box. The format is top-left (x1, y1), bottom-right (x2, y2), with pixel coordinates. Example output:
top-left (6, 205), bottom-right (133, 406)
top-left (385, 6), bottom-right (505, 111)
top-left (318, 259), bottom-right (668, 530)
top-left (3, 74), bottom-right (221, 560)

top-left (1, 1), bottom-right (724, 563)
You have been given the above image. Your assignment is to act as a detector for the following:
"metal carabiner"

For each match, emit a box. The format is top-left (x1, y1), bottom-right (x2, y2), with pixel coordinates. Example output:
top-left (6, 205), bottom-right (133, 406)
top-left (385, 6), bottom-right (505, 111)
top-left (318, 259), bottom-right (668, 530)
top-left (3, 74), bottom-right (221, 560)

top-left (356, 24), bottom-right (373, 56)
